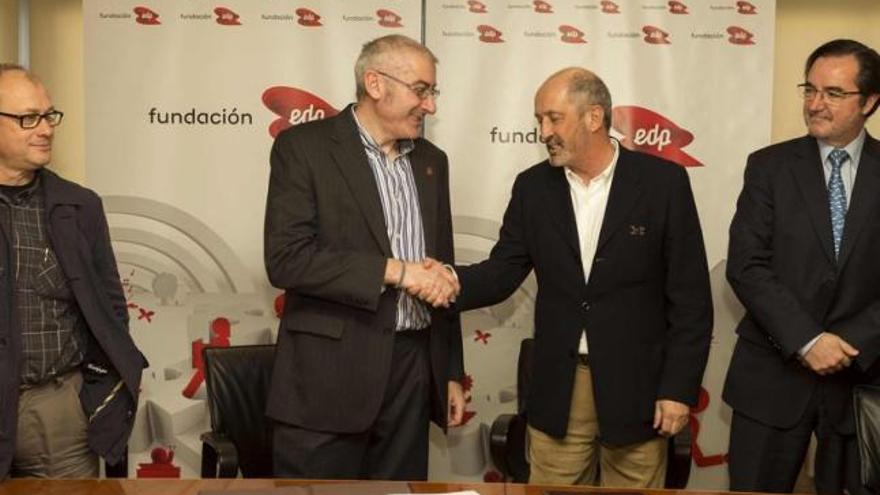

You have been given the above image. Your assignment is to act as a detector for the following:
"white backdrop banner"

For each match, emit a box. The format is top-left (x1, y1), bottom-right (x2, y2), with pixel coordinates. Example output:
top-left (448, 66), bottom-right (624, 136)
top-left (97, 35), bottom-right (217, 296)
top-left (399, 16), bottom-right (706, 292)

top-left (83, 0), bottom-right (775, 488)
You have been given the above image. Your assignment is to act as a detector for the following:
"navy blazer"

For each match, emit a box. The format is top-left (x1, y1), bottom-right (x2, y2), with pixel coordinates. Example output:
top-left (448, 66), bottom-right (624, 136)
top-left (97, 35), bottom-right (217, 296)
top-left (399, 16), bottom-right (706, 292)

top-left (456, 147), bottom-right (713, 446)
top-left (724, 133), bottom-right (880, 431)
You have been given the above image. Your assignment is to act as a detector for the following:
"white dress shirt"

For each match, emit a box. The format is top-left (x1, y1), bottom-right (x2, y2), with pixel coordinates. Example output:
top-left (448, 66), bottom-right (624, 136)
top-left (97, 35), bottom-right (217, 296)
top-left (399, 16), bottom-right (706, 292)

top-left (565, 139), bottom-right (620, 355)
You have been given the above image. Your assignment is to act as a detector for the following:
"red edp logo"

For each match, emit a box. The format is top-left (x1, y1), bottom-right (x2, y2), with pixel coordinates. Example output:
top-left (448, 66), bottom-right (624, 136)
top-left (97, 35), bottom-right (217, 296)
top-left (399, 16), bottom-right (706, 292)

top-left (736, 1), bottom-right (757, 14)
top-left (612, 106), bottom-right (702, 167)
top-left (133, 6), bottom-right (160, 25)
top-left (377, 9), bottom-right (403, 28)
top-left (262, 87), bottom-right (339, 138)
top-left (477, 25), bottom-right (504, 43)
top-left (295, 8), bottom-right (322, 27)
top-left (668, 1), bottom-right (689, 14)
top-left (642, 25), bottom-right (671, 44)
top-left (727, 26), bottom-right (755, 45)
top-left (600, 1), bottom-right (621, 14)
top-left (534, 0), bottom-right (553, 13)
top-left (214, 7), bottom-right (241, 26)
top-left (559, 25), bottom-right (586, 44)
top-left (468, 0), bottom-right (488, 13)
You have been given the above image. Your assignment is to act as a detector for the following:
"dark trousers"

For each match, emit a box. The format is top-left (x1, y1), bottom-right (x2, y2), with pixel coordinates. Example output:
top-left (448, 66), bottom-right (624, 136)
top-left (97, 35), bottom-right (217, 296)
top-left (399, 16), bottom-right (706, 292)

top-left (272, 330), bottom-right (431, 481)
top-left (728, 387), bottom-right (867, 495)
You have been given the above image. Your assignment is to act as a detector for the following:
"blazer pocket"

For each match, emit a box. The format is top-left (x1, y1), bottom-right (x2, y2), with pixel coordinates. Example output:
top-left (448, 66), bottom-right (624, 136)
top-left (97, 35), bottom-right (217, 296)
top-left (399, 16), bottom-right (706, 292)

top-left (284, 310), bottom-right (345, 340)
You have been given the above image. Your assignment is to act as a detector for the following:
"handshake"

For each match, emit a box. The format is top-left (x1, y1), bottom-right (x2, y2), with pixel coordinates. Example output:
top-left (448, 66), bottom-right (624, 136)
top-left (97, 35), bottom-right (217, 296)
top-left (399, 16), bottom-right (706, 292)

top-left (386, 258), bottom-right (461, 308)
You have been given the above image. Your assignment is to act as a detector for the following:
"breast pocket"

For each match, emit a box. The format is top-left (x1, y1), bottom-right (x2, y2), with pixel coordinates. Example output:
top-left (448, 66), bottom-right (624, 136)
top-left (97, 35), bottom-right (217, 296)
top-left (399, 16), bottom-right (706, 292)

top-left (32, 248), bottom-right (73, 301)
top-left (602, 223), bottom-right (652, 283)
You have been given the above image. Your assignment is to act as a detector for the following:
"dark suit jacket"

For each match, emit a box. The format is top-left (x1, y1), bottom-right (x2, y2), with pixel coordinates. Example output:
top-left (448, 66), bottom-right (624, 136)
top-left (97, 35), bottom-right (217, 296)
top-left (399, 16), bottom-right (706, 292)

top-left (264, 106), bottom-right (464, 433)
top-left (455, 147), bottom-right (712, 445)
top-left (0, 169), bottom-right (146, 479)
top-left (724, 133), bottom-right (880, 432)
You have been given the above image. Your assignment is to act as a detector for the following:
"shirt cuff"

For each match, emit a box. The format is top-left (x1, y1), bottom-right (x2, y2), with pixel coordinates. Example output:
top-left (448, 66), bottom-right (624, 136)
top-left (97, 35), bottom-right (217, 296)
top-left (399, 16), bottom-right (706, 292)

top-left (798, 334), bottom-right (823, 357)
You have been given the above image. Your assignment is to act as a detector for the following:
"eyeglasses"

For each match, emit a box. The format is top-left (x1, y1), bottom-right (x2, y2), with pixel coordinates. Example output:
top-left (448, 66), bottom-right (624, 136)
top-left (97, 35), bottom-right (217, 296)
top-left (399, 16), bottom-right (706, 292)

top-left (0, 110), bottom-right (64, 129)
top-left (375, 70), bottom-right (440, 101)
top-left (797, 83), bottom-right (862, 104)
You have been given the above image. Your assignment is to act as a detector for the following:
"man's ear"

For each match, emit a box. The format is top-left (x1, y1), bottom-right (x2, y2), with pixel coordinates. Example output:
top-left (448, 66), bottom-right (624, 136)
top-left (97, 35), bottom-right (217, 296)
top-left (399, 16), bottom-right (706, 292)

top-left (364, 70), bottom-right (384, 100)
top-left (588, 105), bottom-right (605, 133)
top-left (862, 93), bottom-right (880, 117)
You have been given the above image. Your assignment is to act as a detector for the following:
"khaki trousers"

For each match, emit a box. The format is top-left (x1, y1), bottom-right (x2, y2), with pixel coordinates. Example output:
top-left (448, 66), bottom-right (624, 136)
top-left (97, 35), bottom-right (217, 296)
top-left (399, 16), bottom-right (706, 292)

top-left (528, 363), bottom-right (666, 488)
top-left (12, 371), bottom-right (99, 478)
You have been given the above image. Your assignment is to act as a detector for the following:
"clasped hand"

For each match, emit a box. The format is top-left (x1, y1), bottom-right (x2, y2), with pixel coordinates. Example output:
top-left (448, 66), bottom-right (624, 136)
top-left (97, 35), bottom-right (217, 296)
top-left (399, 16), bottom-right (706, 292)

top-left (397, 258), bottom-right (460, 308)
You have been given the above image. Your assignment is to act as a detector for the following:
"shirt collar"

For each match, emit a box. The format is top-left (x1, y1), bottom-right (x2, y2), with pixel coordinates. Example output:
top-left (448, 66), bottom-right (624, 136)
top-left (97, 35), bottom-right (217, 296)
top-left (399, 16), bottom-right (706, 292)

top-left (564, 138), bottom-right (619, 186)
top-left (0, 170), bottom-right (42, 204)
top-left (818, 128), bottom-right (866, 166)
top-left (351, 106), bottom-right (415, 157)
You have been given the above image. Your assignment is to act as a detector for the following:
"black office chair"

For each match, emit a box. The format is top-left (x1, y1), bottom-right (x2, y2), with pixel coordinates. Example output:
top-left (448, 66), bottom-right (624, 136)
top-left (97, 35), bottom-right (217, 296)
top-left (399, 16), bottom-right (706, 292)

top-left (489, 338), bottom-right (692, 488)
top-left (201, 344), bottom-right (276, 478)
top-left (854, 384), bottom-right (880, 493)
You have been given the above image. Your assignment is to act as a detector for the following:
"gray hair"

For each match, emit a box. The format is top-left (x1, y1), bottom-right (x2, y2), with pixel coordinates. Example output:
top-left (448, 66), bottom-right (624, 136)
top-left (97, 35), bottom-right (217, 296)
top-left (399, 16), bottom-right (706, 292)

top-left (559, 68), bottom-right (613, 132)
top-left (354, 35), bottom-right (438, 100)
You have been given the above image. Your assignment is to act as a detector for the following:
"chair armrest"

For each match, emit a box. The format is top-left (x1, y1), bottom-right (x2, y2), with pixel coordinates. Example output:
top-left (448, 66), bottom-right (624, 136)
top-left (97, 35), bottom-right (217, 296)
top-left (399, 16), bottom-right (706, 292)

top-left (489, 413), bottom-right (530, 483)
top-left (664, 424), bottom-right (693, 489)
top-left (201, 431), bottom-right (240, 478)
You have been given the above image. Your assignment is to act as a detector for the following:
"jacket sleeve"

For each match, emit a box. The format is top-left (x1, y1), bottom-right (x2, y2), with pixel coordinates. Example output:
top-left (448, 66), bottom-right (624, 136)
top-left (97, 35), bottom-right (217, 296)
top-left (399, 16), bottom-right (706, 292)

top-left (264, 131), bottom-right (387, 311)
top-left (90, 196), bottom-right (129, 330)
top-left (455, 174), bottom-right (533, 311)
top-left (726, 154), bottom-right (823, 357)
top-left (656, 166), bottom-right (713, 405)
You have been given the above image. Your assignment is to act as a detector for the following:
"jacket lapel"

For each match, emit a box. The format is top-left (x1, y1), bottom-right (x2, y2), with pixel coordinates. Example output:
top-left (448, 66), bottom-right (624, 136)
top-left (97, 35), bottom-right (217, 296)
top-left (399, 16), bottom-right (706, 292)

top-left (544, 165), bottom-right (580, 259)
top-left (790, 136), bottom-right (836, 265)
top-left (410, 145), bottom-right (437, 256)
top-left (596, 148), bottom-right (642, 253)
top-left (838, 133), bottom-right (880, 270)
top-left (328, 107), bottom-right (392, 257)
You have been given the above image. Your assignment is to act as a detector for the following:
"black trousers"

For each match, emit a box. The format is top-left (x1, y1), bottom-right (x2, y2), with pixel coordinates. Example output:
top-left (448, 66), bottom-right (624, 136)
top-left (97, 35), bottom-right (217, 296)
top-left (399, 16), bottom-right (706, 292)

top-left (272, 330), bottom-right (431, 481)
top-left (728, 386), bottom-right (868, 495)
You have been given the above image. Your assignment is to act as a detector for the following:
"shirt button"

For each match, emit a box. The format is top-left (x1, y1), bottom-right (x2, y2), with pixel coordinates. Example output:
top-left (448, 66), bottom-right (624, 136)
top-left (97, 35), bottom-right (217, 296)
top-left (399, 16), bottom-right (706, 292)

top-left (581, 301), bottom-right (591, 311)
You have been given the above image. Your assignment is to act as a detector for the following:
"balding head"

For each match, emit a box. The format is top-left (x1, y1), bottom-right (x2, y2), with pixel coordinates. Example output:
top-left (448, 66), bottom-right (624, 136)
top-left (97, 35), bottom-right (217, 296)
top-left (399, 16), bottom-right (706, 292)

top-left (0, 64), bottom-right (41, 107)
top-left (538, 67), bottom-right (612, 132)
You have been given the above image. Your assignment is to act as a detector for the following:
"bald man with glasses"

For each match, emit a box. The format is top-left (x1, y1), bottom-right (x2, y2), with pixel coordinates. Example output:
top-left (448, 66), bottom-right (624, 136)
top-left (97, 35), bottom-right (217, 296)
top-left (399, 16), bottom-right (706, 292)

top-left (0, 64), bottom-right (146, 479)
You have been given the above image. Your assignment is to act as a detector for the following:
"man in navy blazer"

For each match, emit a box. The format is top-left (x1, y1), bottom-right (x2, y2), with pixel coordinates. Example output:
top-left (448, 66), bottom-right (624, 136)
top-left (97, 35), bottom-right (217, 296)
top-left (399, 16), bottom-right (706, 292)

top-left (724, 39), bottom-right (880, 494)
top-left (451, 68), bottom-right (712, 488)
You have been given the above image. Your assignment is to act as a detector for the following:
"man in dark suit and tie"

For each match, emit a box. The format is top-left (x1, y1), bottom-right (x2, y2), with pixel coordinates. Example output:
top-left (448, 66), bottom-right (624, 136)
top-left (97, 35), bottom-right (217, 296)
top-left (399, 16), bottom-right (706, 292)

top-left (724, 39), bottom-right (880, 494)
top-left (450, 67), bottom-right (713, 488)
top-left (263, 34), bottom-right (464, 480)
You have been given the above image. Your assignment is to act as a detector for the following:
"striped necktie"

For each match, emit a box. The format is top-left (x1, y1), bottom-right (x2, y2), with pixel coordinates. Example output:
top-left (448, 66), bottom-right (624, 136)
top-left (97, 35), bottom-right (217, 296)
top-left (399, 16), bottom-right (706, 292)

top-left (827, 148), bottom-right (849, 258)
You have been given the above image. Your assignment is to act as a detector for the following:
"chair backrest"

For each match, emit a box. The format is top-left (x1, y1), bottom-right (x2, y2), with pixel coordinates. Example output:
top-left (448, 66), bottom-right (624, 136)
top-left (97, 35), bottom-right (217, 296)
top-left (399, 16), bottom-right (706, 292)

top-left (203, 344), bottom-right (276, 478)
top-left (854, 384), bottom-right (880, 493)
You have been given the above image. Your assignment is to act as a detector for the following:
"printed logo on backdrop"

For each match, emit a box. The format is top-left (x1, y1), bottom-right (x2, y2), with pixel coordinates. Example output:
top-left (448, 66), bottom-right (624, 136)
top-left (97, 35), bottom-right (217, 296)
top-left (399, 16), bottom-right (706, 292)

top-left (727, 26), bottom-right (755, 45)
top-left (296, 8), bottom-right (322, 27)
top-left (468, 0), bottom-right (489, 13)
top-left (668, 1), bottom-right (689, 14)
top-left (377, 9), bottom-right (403, 28)
top-left (534, 1), bottom-right (554, 13)
top-left (612, 106), bottom-right (702, 167)
top-left (737, 1), bottom-right (758, 14)
top-left (214, 7), bottom-right (241, 26)
top-left (600, 1), bottom-right (621, 14)
top-left (478, 25), bottom-right (505, 43)
top-left (642, 25), bottom-right (670, 44)
top-left (134, 6), bottom-right (161, 25)
top-left (262, 87), bottom-right (339, 138)
top-left (559, 25), bottom-right (587, 44)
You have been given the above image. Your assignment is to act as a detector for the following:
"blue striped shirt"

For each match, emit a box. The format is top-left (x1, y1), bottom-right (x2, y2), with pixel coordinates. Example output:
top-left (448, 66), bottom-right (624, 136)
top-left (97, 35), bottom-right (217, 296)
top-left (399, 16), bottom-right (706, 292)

top-left (352, 108), bottom-right (431, 330)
